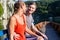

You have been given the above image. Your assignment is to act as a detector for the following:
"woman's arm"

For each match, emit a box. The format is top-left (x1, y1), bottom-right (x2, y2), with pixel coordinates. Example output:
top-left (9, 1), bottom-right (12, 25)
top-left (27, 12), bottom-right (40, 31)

top-left (9, 17), bottom-right (16, 40)
top-left (25, 26), bottom-right (45, 40)
top-left (25, 26), bottom-right (39, 37)
top-left (32, 23), bottom-right (48, 40)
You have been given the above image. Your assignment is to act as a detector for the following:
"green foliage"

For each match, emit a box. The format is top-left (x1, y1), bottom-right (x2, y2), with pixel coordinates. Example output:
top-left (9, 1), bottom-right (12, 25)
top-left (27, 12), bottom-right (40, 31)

top-left (28, 0), bottom-right (33, 1)
top-left (0, 3), bottom-right (4, 17)
top-left (48, 1), bottom-right (60, 17)
top-left (0, 20), bottom-right (4, 30)
top-left (37, 0), bottom-right (59, 3)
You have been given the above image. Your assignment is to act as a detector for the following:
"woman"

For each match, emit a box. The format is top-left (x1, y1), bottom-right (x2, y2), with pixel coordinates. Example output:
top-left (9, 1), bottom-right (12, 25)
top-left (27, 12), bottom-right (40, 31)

top-left (9, 1), bottom-right (42, 40)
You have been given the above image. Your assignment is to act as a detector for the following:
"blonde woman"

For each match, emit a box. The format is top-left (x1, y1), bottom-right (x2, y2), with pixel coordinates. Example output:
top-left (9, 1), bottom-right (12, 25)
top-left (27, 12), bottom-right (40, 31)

top-left (9, 1), bottom-right (42, 40)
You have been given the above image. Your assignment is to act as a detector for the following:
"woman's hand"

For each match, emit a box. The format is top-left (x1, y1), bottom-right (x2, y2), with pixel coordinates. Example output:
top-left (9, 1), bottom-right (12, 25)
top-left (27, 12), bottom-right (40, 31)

top-left (13, 32), bottom-right (20, 40)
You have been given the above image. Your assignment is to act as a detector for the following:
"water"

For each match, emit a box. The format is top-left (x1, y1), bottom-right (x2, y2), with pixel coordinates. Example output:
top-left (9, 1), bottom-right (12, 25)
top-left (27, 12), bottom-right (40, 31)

top-left (46, 24), bottom-right (60, 40)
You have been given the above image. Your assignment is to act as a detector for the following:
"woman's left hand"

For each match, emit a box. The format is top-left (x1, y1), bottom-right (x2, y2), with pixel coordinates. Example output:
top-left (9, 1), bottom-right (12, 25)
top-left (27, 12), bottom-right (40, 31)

top-left (13, 32), bottom-right (20, 40)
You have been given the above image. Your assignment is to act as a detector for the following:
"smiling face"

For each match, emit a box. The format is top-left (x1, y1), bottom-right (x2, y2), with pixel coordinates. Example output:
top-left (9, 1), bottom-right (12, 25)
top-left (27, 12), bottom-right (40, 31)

top-left (27, 3), bottom-right (36, 14)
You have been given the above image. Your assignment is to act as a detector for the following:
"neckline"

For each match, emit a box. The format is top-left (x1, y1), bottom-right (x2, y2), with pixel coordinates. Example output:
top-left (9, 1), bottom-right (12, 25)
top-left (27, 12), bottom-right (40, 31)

top-left (17, 21), bottom-right (25, 26)
top-left (14, 15), bottom-right (25, 26)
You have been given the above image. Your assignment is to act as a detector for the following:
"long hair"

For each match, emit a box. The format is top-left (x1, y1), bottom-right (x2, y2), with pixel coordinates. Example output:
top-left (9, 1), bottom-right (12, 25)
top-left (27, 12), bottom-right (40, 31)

top-left (12, 1), bottom-right (25, 15)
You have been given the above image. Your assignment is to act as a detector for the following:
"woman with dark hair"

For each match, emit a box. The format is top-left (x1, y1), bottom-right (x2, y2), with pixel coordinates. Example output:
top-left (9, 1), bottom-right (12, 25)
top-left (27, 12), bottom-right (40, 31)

top-left (9, 1), bottom-right (42, 40)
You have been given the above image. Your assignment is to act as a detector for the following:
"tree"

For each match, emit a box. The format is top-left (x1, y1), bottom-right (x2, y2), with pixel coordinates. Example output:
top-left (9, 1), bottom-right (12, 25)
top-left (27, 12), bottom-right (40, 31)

top-left (0, 3), bottom-right (4, 17)
top-left (27, 0), bottom-right (33, 1)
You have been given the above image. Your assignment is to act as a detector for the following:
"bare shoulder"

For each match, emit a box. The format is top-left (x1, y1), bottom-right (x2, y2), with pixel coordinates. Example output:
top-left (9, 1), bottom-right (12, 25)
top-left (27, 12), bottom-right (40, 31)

top-left (10, 15), bottom-right (16, 22)
top-left (23, 14), bottom-right (26, 19)
top-left (23, 14), bottom-right (26, 17)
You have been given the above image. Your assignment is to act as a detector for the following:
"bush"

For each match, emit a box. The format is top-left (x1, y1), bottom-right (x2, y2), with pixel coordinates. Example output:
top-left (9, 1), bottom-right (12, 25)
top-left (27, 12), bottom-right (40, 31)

top-left (0, 3), bottom-right (4, 17)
